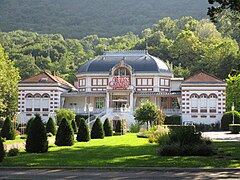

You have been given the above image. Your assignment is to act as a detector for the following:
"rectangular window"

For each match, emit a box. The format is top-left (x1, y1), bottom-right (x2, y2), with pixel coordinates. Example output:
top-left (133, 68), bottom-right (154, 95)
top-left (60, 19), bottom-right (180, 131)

top-left (79, 78), bottom-right (86, 87)
top-left (160, 78), bottom-right (170, 86)
top-left (96, 97), bottom-right (105, 109)
top-left (92, 78), bottom-right (108, 86)
top-left (136, 78), bottom-right (153, 86)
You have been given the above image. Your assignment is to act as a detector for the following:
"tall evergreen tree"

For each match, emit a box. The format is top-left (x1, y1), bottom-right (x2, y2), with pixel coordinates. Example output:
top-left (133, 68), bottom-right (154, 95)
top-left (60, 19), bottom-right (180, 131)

top-left (55, 118), bottom-right (74, 146)
top-left (46, 117), bottom-right (56, 135)
top-left (71, 119), bottom-right (78, 134)
top-left (0, 138), bottom-right (5, 162)
top-left (1, 117), bottom-right (15, 140)
top-left (91, 118), bottom-right (104, 139)
top-left (77, 118), bottom-right (90, 142)
top-left (25, 114), bottom-right (48, 153)
top-left (103, 118), bottom-right (113, 136)
top-left (25, 117), bottom-right (34, 135)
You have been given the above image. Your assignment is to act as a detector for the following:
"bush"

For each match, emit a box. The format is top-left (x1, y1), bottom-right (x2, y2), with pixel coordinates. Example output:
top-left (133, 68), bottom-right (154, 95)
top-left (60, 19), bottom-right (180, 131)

top-left (91, 118), bottom-right (104, 139)
top-left (55, 118), bottom-right (74, 146)
top-left (75, 115), bottom-right (87, 127)
top-left (221, 111), bottom-right (240, 130)
top-left (77, 118), bottom-right (90, 142)
top-left (46, 117), bottom-right (56, 135)
top-left (71, 120), bottom-right (78, 134)
top-left (103, 118), bottom-right (113, 136)
top-left (194, 122), bottom-right (221, 132)
top-left (115, 120), bottom-right (123, 134)
top-left (229, 124), bottom-right (240, 134)
top-left (1, 117), bottom-right (16, 140)
top-left (129, 123), bottom-right (140, 133)
top-left (26, 114), bottom-right (48, 153)
top-left (0, 138), bottom-right (5, 162)
top-left (164, 115), bottom-right (182, 125)
top-left (55, 109), bottom-right (76, 125)
top-left (8, 148), bottom-right (19, 156)
top-left (25, 117), bottom-right (34, 135)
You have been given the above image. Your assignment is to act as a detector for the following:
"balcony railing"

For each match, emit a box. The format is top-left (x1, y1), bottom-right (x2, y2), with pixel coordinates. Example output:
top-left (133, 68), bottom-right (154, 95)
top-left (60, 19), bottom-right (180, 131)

top-left (162, 109), bottom-right (181, 116)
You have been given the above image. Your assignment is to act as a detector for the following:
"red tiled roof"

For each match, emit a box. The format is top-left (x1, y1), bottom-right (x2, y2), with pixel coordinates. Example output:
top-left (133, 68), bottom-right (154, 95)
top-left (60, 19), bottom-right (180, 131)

top-left (20, 72), bottom-right (76, 90)
top-left (183, 71), bottom-right (224, 83)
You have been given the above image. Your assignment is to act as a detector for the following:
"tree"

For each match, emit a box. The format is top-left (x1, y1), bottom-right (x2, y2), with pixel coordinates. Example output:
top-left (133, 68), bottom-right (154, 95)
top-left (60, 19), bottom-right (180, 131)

top-left (103, 118), bottom-right (113, 136)
top-left (226, 74), bottom-right (240, 111)
top-left (55, 109), bottom-right (75, 125)
top-left (0, 138), bottom-right (5, 162)
top-left (77, 118), bottom-right (90, 142)
top-left (1, 117), bottom-right (15, 140)
top-left (25, 117), bottom-right (34, 135)
top-left (0, 44), bottom-right (20, 117)
top-left (208, 0), bottom-right (240, 22)
top-left (134, 100), bottom-right (158, 130)
top-left (71, 119), bottom-right (78, 134)
top-left (46, 117), bottom-right (56, 135)
top-left (55, 118), bottom-right (74, 146)
top-left (25, 114), bottom-right (48, 153)
top-left (91, 118), bottom-right (104, 139)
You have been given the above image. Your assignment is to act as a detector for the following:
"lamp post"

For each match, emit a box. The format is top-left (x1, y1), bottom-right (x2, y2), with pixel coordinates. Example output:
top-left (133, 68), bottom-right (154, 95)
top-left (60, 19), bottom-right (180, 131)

top-left (232, 102), bottom-right (235, 124)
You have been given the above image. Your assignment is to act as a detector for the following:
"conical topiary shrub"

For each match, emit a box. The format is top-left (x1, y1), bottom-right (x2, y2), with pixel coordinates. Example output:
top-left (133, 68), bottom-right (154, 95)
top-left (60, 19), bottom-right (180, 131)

top-left (115, 120), bottom-right (122, 133)
top-left (25, 117), bottom-right (34, 135)
top-left (103, 118), bottom-right (113, 136)
top-left (0, 138), bottom-right (5, 162)
top-left (1, 117), bottom-right (15, 140)
top-left (77, 118), bottom-right (90, 142)
top-left (71, 119), bottom-right (78, 134)
top-left (55, 118), bottom-right (74, 146)
top-left (46, 117), bottom-right (56, 135)
top-left (91, 118), bottom-right (104, 139)
top-left (26, 114), bottom-right (48, 153)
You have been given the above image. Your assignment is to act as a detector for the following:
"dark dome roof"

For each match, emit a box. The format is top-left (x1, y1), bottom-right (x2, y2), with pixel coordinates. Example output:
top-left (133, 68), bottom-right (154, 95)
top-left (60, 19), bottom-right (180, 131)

top-left (78, 50), bottom-right (172, 76)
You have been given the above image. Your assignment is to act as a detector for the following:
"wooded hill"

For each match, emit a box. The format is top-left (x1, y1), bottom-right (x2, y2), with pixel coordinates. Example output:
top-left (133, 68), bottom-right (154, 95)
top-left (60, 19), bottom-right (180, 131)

top-left (0, 0), bottom-right (209, 38)
top-left (0, 16), bottom-right (239, 85)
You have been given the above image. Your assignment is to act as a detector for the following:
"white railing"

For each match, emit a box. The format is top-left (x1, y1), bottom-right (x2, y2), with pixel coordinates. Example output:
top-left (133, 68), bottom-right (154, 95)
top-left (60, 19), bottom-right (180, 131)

top-left (87, 109), bottom-right (106, 129)
top-left (63, 108), bottom-right (104, 114)
top-left (162, 109), bottom-right (181, 116)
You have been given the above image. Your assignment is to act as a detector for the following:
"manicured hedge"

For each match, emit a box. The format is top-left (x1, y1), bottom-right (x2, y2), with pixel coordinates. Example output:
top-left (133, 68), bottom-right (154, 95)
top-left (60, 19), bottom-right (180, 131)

top-left (103, 118), bottom-right (113, 136)
top-left (229, 124), bottom-right (240, 134)
top-left (221, 111), bottom-right (240, 130)
top-left (164, 115), bottom-right (182, 125)
top-left (91, 118), bottom-right (104, 139)
top-left (46, 117), bottom-right (56, 135)
top-left (77, 118), bottom-right (90, 142)
top-left (0, 138), bottom-right (5, 162)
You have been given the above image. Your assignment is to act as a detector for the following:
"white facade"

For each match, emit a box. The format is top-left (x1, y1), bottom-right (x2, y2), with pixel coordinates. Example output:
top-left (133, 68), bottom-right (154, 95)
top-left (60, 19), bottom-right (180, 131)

top-left (17, 51), bottom-right (226, 127)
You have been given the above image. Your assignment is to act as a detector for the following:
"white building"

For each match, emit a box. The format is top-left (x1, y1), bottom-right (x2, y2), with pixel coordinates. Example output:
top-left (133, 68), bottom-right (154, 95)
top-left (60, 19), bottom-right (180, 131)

top-left (17, 50), bottom-right (226, 127)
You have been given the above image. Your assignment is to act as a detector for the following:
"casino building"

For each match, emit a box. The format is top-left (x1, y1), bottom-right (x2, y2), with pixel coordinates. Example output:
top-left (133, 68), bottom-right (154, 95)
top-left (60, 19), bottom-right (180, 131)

top-left (18, 50), bottom-right (226, 127)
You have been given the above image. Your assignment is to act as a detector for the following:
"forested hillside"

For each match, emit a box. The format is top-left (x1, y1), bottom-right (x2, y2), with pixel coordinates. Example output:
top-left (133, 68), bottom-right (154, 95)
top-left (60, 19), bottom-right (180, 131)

top-left (0, 16), bottom-right (239, 84)
top-left (0, 0), bottom-right (209, 38)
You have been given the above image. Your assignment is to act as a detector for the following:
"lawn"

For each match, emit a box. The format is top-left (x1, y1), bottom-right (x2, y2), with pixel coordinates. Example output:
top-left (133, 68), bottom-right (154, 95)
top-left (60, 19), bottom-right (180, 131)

top-left (1, 133), bottom-right (240, 168)
top-left (3, 136), bottom-right (26, 145)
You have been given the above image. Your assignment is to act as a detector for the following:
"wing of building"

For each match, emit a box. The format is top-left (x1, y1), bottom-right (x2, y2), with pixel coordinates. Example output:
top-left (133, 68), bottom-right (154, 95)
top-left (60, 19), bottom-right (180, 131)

top-left (17, 50), bottom-right (226, 127)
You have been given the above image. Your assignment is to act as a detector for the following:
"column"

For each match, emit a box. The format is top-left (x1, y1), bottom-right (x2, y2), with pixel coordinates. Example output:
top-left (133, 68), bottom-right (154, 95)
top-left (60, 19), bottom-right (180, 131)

top-left (106, 92), bottom-right (110, 112)
top-left (130, 91), bottom-right (134, 113)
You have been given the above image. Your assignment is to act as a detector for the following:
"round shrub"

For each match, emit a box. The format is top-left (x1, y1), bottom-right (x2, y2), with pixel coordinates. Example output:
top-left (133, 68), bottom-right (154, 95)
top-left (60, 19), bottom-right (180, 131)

top-left (8, 148), bottom-right (19, 156)
top-left (71, 120), bottom-right (78, 134)
top-left (25, 117), bottom-right (34, 135)
top-left (103, 118), bottom-right (113, 136)
top-left (91, 118), bottom-right (104, 139)
top-left (26, 114), bottom-right (48, 153)
top-left (55, 118), bottom-right (74, 146)
top-left (46, 117), bottom-right (56, 135)
top-left (1, 117), bottom-right (16, 140)
top-left (0, 138), bottom-right (5, 162)
top-left (77, 118), bottom-right (90, 142)
top-left (221, 111), bottom-right (240, 130)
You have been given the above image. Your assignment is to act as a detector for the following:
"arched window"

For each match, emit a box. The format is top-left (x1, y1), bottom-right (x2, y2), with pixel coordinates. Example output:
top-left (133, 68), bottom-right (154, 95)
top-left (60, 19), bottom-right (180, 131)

top-left (26, 94), bottom-right (33, 111)
top-left (200, 94), bottom-right (208, 112)
top-left (209, 94), bottom-right (217, 112)
top-left (26, 93), bottom-right (33, 98)
top-left (34, 94), bottom-right (41, 98)
top-left (42, 94), bottom-right (50, 98)
top-left (190, 94), bottom-right (198, 111)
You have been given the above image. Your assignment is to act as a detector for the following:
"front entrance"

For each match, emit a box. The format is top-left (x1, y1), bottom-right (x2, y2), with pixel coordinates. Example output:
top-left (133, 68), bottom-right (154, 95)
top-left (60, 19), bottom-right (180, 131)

top-left (113, 100), bottom-right (128, 111)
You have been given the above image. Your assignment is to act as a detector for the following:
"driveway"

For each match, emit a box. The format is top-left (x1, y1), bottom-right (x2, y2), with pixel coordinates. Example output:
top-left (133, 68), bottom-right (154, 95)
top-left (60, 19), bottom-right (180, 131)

top-left (202, 131), bottom-right (240, 141)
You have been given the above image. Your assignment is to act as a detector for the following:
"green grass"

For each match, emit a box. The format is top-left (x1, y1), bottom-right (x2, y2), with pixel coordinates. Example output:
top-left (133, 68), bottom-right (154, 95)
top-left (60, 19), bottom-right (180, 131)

top-left (3, 136), bottom-right (26, 145)
top-left (1, 134), bottom-right (240, 168)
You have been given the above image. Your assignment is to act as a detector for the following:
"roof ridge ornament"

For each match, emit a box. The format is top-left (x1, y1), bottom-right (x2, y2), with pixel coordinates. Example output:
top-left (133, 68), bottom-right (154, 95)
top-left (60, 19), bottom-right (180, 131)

top-left (104, 50), bottom-right (148, 56)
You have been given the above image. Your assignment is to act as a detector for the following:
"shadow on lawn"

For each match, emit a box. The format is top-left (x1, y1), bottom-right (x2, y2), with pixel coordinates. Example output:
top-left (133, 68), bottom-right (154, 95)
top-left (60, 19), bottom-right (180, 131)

top-left (1, 141), bottom-right (240, 168)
